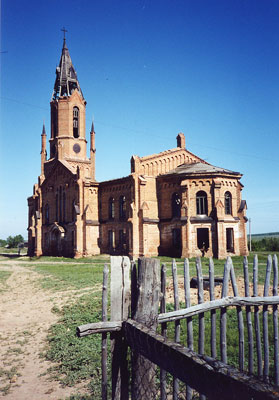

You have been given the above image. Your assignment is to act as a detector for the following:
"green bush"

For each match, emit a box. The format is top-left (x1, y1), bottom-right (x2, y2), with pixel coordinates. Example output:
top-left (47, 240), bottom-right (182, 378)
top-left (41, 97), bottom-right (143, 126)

top-left (251, 237), bottom-right (279, 252)
top-left (6, 235), bottom-right (24, 248)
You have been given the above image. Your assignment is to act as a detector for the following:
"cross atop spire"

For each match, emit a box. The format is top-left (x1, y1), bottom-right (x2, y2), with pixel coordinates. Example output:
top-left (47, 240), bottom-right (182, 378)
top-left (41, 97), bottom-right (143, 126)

top-left (61, 27), bottom-right (68, 40)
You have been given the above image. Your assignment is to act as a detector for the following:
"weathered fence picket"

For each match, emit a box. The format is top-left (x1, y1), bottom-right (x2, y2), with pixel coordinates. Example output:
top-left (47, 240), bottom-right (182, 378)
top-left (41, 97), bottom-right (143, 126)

top-left (263, 255), bottom-right (272, 383)
top-left (102, 263), bottom-right (109, 400)
top-left (253, 254), bottom-right (263, 378)
top-left (243, 256), bottom-right (254, 374)
top-left (208, 257), bottom-right (217, 359)
top-left (195, 257), bottom-right (206, 400)
top-left (184, 258), bottom-right (193, 400)
top-left (273, 255), bottom-right (279, 385)
top-left (172, 259), bottom-right (180, 400)
top-left (220, 257), bottom-right (230, 364)
top-left (160, 263), bottom-right (167, 400)
top-left (77, 254), bottom-right (279, 400)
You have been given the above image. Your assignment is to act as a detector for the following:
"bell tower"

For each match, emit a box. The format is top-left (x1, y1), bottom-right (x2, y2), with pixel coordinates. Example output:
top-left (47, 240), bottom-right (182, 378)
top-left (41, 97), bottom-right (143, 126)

top-left (49, 33), bottom-right (87, 163)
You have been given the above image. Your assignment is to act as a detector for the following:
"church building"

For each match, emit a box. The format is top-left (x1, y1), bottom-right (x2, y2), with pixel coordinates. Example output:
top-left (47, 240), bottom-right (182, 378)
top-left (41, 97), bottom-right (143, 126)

top-left (27, 38), bottom-right (249, 259)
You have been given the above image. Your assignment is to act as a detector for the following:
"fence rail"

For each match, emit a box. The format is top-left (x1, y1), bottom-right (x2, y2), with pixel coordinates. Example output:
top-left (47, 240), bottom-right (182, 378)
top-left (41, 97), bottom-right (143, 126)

top-left (77, 254), bottom-right (279, 399)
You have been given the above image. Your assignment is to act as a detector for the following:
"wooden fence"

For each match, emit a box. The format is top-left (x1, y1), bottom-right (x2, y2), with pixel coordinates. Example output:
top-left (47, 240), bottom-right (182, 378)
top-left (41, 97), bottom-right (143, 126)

top-left (77, 255), bottom-right (279, 399)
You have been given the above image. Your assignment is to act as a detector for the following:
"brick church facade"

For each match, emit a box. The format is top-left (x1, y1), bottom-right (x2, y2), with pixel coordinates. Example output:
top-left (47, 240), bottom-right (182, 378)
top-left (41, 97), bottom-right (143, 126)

top-left (27, 39), bottom-right (249, 259)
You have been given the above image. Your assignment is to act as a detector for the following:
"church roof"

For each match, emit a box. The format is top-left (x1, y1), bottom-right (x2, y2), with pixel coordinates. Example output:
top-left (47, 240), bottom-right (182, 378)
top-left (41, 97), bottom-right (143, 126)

top-left (162, 162), bottom-right (241, 177)
top-left (52, 38), bottom-right (83, 100)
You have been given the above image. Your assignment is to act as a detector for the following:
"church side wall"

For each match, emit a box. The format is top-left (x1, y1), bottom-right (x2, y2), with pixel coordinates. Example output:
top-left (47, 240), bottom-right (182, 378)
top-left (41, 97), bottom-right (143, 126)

top-left (99, 177), bottom-right (133, 256)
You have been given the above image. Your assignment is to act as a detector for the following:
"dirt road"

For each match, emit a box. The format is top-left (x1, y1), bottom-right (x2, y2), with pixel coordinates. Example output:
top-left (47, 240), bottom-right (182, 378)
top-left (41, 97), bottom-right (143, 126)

top-left (0, 260), bottom-right (85, 400)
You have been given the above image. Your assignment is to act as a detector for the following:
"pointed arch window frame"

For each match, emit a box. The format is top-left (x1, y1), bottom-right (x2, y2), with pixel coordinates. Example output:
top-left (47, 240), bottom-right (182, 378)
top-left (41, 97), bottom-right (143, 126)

top-left (196, 190), bottom-right (208, 216)
top-left (171, 192), bottom-right (181, 218)
top-left (225, 191), bottom-right (232, 215)
top-left (73, 106), bottom-right (80, 138)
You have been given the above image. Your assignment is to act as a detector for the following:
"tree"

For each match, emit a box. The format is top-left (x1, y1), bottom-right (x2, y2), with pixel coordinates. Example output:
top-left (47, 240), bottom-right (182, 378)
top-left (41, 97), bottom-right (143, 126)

top-left (0, 239), bottom-right (7, 247)
top-left (6, 235), bottom-right (24, 248)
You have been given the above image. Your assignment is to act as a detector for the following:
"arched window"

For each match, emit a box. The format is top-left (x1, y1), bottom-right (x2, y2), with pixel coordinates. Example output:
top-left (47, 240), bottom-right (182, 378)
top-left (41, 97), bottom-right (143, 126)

top-left (119, 196), bottom-right (126, 220)
top-left (73, 107), bottom-right (79, 138)
top-left (196, 191), bottom-right (208, 215)
top-left (109, 197), bottom-right (115, 219)
top-left (72, 200), bottom-right (76, 222)
top-left (59, 186), bottom-right (62, 222)
top-left (63, 191), bottom-right (66, 222)
top-left (55, 192), bottom-right (59, 221)
top-left (45, 204), bottom-right (49, 224)
top-left (225, 191), bottom-right (232, 215)
top-left (171, 193), bottom-right (181, 218)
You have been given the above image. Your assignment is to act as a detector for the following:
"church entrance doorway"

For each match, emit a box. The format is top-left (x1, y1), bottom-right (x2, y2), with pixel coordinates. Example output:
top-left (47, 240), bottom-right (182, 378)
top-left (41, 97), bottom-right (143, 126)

top-left (50, 230), bottom-right (60, 256)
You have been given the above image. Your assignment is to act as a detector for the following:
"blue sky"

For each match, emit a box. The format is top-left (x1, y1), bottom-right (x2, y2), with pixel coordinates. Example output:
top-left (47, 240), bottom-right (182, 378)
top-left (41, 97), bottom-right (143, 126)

top-left (0, 0), bottom-right (278, 239)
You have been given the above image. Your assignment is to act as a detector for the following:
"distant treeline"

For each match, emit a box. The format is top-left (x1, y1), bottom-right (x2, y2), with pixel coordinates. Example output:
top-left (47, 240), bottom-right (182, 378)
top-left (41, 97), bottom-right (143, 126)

top-left (251, 237), bottom-right (279, 252)
top-left (251, 232), bottom-right (279, 239)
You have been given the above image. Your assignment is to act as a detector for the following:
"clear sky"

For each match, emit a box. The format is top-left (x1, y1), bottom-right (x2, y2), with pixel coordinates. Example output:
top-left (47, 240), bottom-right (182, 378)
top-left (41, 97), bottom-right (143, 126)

top-left (0, 0), bottom-right (279, 240)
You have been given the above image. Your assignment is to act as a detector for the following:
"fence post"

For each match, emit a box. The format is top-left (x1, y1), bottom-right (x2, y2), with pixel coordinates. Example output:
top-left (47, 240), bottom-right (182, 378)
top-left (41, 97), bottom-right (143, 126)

top-left (131, 257), bottom-right (160, 400)
top-left (110, 256), bottom-right (131, 400)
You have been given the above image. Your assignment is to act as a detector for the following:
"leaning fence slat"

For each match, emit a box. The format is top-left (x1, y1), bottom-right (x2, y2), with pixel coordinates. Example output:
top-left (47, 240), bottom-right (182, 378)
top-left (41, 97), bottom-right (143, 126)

top-left (160, 264), bottom-right (167, 400)
top-left (263, 255), bottom-right (272, 383)
top-left (209, 258), bottom-right (216, 359)
top-left (253, 254), bottom-right (263, 378)
top-left (273, 255), bottom-right (279, 385)
top-left (158, 296), bottom-right (279, 323)
top-left (230, 259), bottom-right (245, 372)
top-left (172, 259), bottom-right (180, 400)
top-left (220, 257), bottom-right (230, 364)
top-left (196, 257), bottom-right (206, 400)
top-left (102, 263), bottom-right (109, 400)
top-left (196, 257), bottom-right (205, 355)
top-left (243, 256), bottom-right (253, 374)
top-left (184, 258), bottom-right (193, 400)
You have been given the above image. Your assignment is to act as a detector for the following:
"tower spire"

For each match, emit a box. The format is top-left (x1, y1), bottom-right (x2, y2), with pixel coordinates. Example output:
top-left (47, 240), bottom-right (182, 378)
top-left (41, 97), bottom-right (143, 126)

top-left (41, 123), bottom-right (47, 174)
top-left (90, 119), bottom-right (96, 181)
top-left (52, 30), bottom-right (83, 100)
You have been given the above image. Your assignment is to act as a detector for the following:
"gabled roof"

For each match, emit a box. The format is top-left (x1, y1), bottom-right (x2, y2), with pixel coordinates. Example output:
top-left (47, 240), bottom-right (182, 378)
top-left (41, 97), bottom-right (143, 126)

top-left (162, 162), bottom-right (241, 177)
top-left (43, 158), bottom-right (76, 184)
top-left (52, 38), bottom-right (83, 100)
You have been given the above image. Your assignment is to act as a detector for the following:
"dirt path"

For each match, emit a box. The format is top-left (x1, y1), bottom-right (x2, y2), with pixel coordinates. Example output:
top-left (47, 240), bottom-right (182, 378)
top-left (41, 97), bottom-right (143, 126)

top-left (0, 260), bottom-right (87, 399)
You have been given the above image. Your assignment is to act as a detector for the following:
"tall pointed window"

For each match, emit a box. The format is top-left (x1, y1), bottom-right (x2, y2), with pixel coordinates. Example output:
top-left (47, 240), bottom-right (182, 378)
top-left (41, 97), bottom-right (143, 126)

top-left (56, 192), bottom-right (59, 221)
top-left (196, 191), bottom-right (208, 215)
top-left (63, 191), bottom-right (66, 222)
top-left (109, 197), bottom-right (115, 219)
top-left (45, 204), bottom-right (49, 225)
top-left (225, 191), bottom-right (232, 215)
top-left (172, 193), bottom-right (181, 218)
top-left (59, 186), bottom-right (62, 222)
top-left (119, 196), bottom-right (126, 220)
top-left (73, 107), bottom-right (79, 138)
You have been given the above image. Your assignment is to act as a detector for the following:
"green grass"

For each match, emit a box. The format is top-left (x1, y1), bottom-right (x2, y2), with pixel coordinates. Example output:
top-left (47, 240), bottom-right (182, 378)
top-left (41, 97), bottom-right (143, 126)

top-left (28, 255), bottom-right (110, 263)
top-left (34, 263), bottom-right (105, 291)
top-left (43, 292), bottom-right (107, 397)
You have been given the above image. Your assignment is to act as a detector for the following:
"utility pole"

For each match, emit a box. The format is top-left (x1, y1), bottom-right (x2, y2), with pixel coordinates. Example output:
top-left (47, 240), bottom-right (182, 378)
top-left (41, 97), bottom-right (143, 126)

top-left (249, 218), bottom-right (252, 252)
